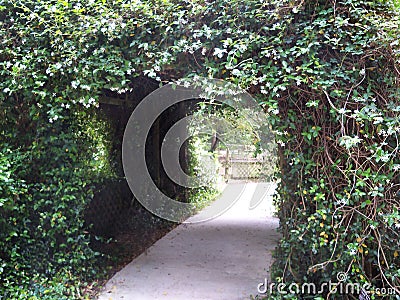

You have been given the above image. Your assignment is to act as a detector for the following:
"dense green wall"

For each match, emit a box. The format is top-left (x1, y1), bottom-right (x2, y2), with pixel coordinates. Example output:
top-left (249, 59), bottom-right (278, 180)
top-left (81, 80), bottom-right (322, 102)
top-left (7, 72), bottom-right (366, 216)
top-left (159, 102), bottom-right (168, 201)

top-left (0, 0), bottom-right (399, 298)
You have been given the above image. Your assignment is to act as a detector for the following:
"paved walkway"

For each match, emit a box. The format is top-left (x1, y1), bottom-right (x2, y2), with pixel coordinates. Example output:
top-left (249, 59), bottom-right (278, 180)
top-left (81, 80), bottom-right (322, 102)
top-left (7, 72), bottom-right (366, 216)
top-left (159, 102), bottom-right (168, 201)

top-left (97, 182), bottom-right (280, 300)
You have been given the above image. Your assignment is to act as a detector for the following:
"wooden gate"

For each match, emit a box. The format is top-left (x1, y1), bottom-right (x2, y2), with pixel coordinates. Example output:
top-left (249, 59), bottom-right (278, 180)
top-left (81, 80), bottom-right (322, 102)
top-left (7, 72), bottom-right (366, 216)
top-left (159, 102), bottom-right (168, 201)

top-left (218, 144), bottom-right (271, 182)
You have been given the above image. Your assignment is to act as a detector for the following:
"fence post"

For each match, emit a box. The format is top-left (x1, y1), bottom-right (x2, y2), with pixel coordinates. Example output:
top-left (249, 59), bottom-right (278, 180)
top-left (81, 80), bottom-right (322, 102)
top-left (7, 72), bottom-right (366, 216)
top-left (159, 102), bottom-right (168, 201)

top-left (224, 148), bottom-right (230, 182)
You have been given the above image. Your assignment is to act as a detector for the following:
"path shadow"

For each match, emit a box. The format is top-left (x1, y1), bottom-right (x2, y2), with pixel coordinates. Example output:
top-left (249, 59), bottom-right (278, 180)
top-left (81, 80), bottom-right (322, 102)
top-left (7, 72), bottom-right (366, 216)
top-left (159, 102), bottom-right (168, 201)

top-left (97, 182), bottom-right (280, 300)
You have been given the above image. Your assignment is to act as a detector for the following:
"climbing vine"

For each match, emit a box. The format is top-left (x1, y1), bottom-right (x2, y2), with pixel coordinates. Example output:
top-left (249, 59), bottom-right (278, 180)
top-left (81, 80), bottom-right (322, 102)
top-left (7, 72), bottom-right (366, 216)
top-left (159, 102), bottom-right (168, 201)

top-left (0, 0), bottom-right (399, 298)
top-left (266, 2), bottom-right (400, 298)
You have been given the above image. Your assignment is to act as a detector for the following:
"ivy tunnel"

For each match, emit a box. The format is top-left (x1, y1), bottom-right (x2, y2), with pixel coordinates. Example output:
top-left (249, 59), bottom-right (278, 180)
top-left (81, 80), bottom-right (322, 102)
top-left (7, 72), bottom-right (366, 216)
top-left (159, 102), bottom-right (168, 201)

top-left (83, 76), bottom-right (277, 239)
top-left (84, 76), bottom-right (194, 238)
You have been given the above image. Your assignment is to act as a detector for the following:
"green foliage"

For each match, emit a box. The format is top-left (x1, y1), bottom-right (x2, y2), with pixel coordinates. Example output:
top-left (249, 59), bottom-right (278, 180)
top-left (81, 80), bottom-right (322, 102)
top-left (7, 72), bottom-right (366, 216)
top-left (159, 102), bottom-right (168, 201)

top-left (186, 130), bottom-right (222, 211)
top-left (1, 0), bottom-right (399, 298)
top-left (190, 104), bottom-right (260, 150)
top-left (263, 1), bottom-right (400, 299)
top-left (0, 1), bottom-right (118, 296)
top-left (0, 112), bottom-right (112, 297)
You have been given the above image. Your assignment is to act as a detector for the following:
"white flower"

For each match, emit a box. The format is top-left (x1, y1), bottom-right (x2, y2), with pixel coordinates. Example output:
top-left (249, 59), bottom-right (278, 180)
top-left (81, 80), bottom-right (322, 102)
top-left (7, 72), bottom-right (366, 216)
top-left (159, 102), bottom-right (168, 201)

top-left (373, 116), bottom-right (384, 124)
top-left (350, 249), bottom-right (357, 256)
top-left (82, 85), bottom-right (91, 91)
top-left (360, 68), bottom-right (366, 76)
top-left (380, 154), bottom-right (390, 162)
top-left (213, 48), bottom-right (227, 58)
top-left (231, 69), bottom-right (241, 76)
top-left (387, 127), bottom-right (395, 135)
top-left (205, 86), bottom-right (212, 93)
top-left (277, 141), bottom-right (285, 147)
top-left (237, 44), bottom-right (247, 53)
top-left (201, 48), bottom-right (207, 55)
top-left (71, 80), bottom-right (79, 89)
top-left (339, 135), bottom-right (363, 149)
top-left (338, 108), bottom-right (346, 114)
top-left (307, 100), bottom-right (319, 107)
top-left (223, 38), bottom-right (232, 48)
top-left (395, 223), bottom-right (400, 229)
top-left (65, 104), bottom-right (70, 109)
top-left (177, 39), bottom-right (186, 47)
top-left (336, 198), bottom-right (347, 206)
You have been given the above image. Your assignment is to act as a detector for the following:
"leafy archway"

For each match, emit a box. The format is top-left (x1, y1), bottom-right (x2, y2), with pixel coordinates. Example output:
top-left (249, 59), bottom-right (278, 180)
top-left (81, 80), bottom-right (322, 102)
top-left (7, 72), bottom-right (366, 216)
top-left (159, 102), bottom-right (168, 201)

top-left (0, 0), bottom-right (399, 298)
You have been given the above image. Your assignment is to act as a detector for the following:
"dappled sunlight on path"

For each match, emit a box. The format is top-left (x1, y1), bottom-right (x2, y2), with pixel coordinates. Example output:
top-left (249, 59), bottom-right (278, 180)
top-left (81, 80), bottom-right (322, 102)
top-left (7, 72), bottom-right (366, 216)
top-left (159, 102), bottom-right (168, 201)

top-left (97, 183), bottom-right (280, 300)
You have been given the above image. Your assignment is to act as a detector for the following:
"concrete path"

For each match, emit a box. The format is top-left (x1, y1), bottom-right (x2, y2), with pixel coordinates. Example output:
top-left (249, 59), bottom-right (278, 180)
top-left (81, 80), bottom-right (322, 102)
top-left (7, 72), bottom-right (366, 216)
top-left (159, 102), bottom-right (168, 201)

top-left (97, 182), bottom-right (280, 300)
